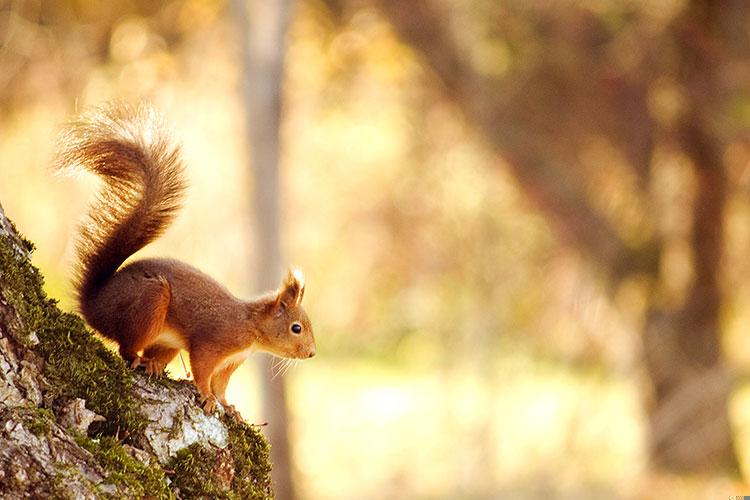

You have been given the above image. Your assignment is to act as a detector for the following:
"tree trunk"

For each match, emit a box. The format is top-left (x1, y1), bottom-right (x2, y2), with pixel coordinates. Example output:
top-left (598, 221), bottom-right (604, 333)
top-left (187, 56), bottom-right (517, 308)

top-left (642, 0), bottom-right (738, 472)
top-left (231, 0), bottom-right (297, 498)
top-left (642, 128), bottom-right (736, 471)
top-left (366, 0), bottom-right (741, 473)
top-left (0, 202), bottom-right (273, 498)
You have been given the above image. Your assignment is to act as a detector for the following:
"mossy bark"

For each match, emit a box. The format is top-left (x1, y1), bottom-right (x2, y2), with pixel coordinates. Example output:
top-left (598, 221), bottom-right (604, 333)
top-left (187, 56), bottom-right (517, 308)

top-left (0, 203), bottom-right (273, 499)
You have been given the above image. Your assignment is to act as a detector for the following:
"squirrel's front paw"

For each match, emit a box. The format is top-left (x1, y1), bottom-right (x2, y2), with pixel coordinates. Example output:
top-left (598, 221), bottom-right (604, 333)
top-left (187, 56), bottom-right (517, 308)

top-left (223, 403), bottom-right (243, 421)
top-left (201, 395), bottom-right (217, 414)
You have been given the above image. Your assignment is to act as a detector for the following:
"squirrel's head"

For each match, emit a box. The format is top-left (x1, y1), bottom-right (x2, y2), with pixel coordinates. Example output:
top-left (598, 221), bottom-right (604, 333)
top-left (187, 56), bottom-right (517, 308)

top-left (255, 268), bottom-right (315, 359)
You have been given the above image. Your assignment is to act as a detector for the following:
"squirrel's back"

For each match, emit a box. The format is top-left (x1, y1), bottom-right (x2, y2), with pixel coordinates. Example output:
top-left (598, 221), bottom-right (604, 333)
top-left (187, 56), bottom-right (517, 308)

top-left (55, 103), bottom-right (186, 305)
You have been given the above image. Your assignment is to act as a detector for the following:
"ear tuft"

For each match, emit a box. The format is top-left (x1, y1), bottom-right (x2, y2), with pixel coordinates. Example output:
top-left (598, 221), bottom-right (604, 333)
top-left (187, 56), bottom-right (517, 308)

top-left (291, 268), bottom-right (305, 289)
top-left (278, 267), bottom-right (305, 308)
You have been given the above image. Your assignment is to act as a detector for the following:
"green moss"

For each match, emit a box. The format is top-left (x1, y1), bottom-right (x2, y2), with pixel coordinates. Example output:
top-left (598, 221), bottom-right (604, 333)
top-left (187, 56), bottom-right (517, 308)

top-left (35, 311), bottom-right (148, 437)
top-left (169, 443), bottom-right (233, 499)
top-left (0, 216), bottom-right (273, 499)
top-left (26, 406), bottom-right (55, 436)
top-left (222, 416), bottom-right (273, 499)
top-left (0, 231), bottom-right (49, 349)
top-left (75, 435), bottom-right (173, 499)
top-left (167, 421), bottom-right (272, 500)
top-left (0, 223), bottom-right (148, 438)
top-left (3, 405), bottom-right (56, 437)
top-left (4, 215), bottom-right (34, 253)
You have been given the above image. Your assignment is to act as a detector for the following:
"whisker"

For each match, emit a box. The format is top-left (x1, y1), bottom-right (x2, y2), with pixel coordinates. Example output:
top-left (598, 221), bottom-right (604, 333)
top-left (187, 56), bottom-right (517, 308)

top-left (281, 358), bottom-right (294, 376)
top-left (271, 358), bottom-right (290, 380)
top-left (278, 359), bottom-right (288, 379)
top-left (271, 357), bottom-right (285, 371)
top-left (270, 358), bottom-right (285, 378)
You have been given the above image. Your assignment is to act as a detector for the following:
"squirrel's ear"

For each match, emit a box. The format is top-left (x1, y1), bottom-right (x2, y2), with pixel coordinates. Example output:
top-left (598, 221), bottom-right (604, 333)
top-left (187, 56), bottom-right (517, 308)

top-left (276, 268), bottom-right (305, 309)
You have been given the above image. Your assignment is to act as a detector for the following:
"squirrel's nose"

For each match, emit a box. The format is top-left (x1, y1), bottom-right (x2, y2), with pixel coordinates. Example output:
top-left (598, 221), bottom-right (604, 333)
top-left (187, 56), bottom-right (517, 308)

top-left (307, 348), bottom-right (316, 358)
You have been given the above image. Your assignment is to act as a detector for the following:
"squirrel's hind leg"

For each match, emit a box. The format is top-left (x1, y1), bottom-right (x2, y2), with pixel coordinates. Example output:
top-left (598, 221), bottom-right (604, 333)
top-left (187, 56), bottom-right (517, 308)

top-left (117, 275), bottom-right (172, 368)
top-left (142, 345), bottom-right (179, 375)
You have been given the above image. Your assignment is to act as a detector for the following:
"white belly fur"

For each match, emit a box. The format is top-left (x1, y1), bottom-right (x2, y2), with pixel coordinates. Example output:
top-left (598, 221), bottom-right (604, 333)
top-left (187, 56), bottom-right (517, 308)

top-left (154, 327), bottom-right (190, 351)
top-left (220, 345), bottom-right (258, 369)
top-left (153, 328), bottom-right (257, 369)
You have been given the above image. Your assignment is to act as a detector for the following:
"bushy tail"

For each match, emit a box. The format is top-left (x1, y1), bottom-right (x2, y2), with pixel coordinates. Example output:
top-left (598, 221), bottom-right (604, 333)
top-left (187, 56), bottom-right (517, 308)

top-left (55, 103), bottom-right (186, 302)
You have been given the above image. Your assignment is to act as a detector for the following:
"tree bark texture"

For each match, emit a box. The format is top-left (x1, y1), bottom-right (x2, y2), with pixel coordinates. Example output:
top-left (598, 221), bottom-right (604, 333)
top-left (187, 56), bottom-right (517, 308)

top-left (0, 202), bottom-right (273, 498)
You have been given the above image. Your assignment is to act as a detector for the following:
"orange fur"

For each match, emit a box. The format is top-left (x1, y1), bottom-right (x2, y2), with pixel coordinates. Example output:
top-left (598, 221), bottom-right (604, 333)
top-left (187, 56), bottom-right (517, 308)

top-left (57, 103), bottom-right (316, 418)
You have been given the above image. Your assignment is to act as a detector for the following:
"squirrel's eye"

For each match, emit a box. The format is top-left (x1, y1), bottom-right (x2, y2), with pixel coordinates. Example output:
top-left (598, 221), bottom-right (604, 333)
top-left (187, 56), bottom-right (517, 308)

top-left (291, 323), bottom-right (302, 334)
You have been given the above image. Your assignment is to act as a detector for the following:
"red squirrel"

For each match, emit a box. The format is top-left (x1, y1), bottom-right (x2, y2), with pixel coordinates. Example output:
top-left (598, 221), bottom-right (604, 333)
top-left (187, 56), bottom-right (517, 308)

top-left (56, 102), bottom-right (315, 417)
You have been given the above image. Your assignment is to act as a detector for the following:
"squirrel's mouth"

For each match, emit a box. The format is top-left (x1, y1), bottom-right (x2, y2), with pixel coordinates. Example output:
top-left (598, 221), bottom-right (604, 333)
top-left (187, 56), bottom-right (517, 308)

top-left (293, 345), bottom-right (315, 359)
top-left (263, 344), bottom-right (315, 360)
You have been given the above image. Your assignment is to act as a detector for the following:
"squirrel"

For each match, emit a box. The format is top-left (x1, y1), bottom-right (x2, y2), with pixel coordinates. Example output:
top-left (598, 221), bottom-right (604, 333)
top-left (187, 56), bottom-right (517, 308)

top-left (55, 102), bottom-right (315, 417)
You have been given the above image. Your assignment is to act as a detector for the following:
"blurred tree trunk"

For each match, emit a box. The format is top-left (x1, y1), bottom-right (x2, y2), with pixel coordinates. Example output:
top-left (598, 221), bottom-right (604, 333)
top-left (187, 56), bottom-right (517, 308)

top-left (231, 0), bottom-right (297, 498)
top-left (364, 0), bottom-right (741, 473)
top-left (642, 0), bottom-right (735, 471)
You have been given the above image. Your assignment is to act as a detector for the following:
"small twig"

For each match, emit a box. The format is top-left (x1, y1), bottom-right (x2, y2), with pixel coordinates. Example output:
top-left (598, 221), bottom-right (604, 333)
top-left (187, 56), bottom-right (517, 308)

top-left (178, 351), bottom-right (191, 379)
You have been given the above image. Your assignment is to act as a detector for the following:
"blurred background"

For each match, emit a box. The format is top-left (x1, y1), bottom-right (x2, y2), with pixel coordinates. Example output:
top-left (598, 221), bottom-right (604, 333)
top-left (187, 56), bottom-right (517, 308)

top-left (2, 0), bottom-right (750, 498)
